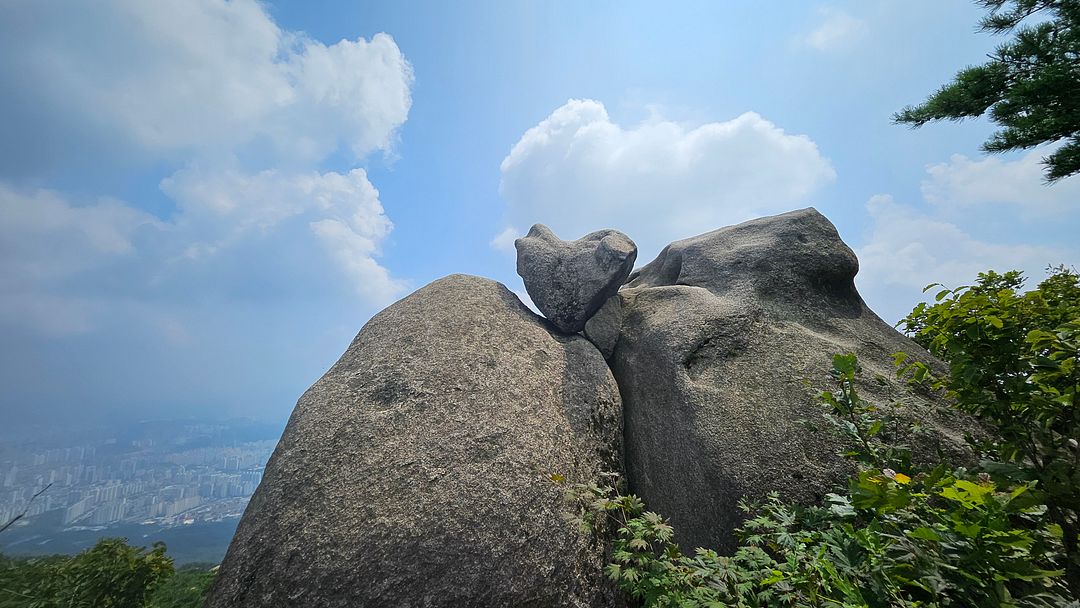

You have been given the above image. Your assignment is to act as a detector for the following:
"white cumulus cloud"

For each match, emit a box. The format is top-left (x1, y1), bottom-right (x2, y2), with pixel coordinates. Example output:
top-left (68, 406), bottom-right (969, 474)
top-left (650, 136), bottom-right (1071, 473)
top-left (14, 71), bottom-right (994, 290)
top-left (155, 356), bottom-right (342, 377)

top-left (0, 0), bottom-right (413, 169)
top-left (855, 194), bottom-right (1072, 323)
top-left (161, 167), bottom-right (404, 304)
top-left (498, 99), bottom-right (836, 260)
top-left (855, 146), bottom-right (1080, 322)
top-left (921, 145), bottom-right (1080, 217)
top-left (0, 0), bottom-right (414, 337)
top-left (311, 218), bottom-right (405, 305)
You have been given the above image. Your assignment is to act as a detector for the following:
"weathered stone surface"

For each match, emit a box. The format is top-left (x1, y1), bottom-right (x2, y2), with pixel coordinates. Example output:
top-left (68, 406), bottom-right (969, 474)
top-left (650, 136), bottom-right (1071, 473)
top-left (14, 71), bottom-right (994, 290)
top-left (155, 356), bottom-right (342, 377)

top-left (583, 295), bottom-right (623, 359)
top-left (204, 275), bottom-right (623, 608)
top-left (516, 224), bottom-right (637, 333)
top-left (606, 208), bottom-right (970, 553)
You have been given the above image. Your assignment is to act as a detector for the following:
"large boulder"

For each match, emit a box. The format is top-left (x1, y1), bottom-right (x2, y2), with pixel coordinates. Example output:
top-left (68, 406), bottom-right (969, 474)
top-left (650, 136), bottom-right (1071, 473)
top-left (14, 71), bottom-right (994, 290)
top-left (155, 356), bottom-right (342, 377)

top-left (204, 275), bottom-right (623, 607)
top-left (516, 224), bottom-right (637, 333)
top-left (590, 208), bottom-right (969, 553)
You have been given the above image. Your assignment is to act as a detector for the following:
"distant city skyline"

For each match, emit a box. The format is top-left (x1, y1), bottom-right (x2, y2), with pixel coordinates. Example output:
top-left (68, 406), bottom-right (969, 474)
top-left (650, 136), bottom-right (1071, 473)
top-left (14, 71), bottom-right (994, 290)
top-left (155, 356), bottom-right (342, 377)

top-left (0, 419), bottom-right (275, 556)
top-left (1, 0), bottom-right (1078, 427)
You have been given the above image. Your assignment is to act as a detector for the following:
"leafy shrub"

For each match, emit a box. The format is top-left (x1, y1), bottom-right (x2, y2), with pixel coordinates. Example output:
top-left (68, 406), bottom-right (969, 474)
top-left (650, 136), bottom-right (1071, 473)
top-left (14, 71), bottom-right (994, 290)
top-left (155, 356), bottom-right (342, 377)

top-left (0, 538), bottom-right (209, 608)
top-left (899, 267), bottom-right (1080, 598)
top-left (147, 563), bottom-right (217, 608)
top-left (564, 348), bottom-right (1077, 606)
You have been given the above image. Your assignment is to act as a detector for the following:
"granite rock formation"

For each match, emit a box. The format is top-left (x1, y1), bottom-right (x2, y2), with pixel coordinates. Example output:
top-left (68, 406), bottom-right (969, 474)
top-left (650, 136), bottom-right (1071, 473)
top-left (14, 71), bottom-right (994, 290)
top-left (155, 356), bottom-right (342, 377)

top-left (208, 208), bottom-right (974, 604)
top-left (515, 224), bottom-right (637, 333)
top-left (589, 208), bottom-right (969, 552)
top-left (204, 275), bottom-right (623, 608)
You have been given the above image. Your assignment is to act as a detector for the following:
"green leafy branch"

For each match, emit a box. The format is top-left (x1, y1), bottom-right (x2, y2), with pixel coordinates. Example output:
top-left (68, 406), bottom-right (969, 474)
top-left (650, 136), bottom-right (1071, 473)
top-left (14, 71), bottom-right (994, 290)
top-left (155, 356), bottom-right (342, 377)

top-left (560, 346), bottom-right (1078, 606)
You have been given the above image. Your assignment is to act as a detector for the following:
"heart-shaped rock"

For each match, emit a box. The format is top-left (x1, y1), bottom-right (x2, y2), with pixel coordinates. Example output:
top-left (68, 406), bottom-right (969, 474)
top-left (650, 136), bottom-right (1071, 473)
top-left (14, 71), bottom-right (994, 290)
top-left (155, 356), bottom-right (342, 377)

top-left (515, 224), bottom-right (637, 333)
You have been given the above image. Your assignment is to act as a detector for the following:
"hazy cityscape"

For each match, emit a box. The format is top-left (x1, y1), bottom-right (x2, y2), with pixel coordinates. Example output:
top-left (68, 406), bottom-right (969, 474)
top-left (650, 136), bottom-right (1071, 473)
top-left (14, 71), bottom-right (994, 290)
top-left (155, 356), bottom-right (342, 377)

top-left (0, 419), bottom-right (280, 562)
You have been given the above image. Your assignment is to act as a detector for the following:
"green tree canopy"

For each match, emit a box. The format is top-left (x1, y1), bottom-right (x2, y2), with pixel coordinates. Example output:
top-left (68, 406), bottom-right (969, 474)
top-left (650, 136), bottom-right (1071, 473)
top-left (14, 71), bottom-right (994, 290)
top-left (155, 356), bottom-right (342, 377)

top-left (0, 539), bottom-right (175, 608)
top-left (901, 266), bottom-right (1080, 598)
top-left (895, 0), bottom-right (1080, 182)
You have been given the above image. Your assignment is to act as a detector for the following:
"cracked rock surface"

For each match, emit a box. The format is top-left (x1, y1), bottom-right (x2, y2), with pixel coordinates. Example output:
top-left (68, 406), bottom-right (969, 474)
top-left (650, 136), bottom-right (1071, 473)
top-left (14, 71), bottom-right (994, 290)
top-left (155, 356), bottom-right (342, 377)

top-left (516, 224), bottom-right (637, 334)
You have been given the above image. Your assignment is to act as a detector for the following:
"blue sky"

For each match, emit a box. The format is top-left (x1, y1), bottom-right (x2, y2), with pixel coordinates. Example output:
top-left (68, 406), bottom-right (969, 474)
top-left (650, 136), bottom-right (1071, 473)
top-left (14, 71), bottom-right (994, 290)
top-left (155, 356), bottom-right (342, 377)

top-left (1, 0), bottom-right (1077, 426)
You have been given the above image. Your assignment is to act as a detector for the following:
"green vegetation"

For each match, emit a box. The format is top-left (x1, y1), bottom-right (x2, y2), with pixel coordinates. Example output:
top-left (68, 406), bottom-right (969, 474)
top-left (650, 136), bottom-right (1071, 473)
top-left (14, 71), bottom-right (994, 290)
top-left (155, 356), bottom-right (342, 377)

top-left (0, 539), bottom-right (215, 608)
top-left (901, 266), bottom-right (1080, 597)
top-left (565, 268), bottom-right (1079, 606)
top-left (146, 564), bottom-right (218, 608)
top-left (894, 0), bottom-right (1080, 182)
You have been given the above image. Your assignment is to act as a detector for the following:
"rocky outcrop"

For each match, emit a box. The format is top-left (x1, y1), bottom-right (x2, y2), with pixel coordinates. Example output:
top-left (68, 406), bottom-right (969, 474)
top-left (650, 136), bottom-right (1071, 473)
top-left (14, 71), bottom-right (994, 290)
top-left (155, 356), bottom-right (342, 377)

top-left (204, 275), bottom-right (623, 608)
top-left (593, 208), bottom-right (969, 552)
top-left (516, 224), bottom-right (637, 333)
top-left (208, 208), bottom-right (976, 603)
